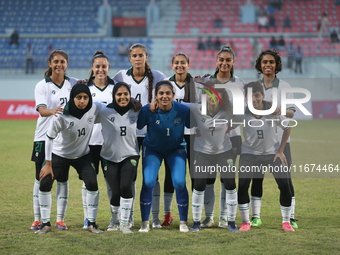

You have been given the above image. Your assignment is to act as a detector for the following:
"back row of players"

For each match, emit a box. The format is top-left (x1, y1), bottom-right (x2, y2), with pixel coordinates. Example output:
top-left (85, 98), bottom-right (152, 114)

top-left (31, 43), bottom-right (297, 234)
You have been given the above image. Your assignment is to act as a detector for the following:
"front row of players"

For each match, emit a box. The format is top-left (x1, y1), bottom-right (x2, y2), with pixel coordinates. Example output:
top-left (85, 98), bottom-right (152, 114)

top-left (35, 79), bottom-right (295, 234)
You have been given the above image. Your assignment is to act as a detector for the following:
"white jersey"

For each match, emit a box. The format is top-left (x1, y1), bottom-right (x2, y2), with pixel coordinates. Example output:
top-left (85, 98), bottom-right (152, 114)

top-left (33, 76), bottom-right (77, 141)
top-left (260, 77), bottom-right (295, 144)
top-left (186, 103), bottom-right (233, 154)
top-left (235, 102), bottom-right (289, 155)
top-left (46, 102), bottom-right (101, 159)
top-left (113, 67), bottom-right (166, 136)
top-left (88, 77), bottom-right (115, 146)
top-left (167, 74), bottom-right (202, 135)
top-left (95, 104), bottom-right (139, 163)
top-left (205, 72), bottom-right (245, 137)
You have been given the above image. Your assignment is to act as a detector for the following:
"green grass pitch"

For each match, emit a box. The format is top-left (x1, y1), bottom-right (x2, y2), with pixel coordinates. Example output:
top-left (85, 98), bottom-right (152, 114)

top-left (0, 119), bottom-right (339, 254)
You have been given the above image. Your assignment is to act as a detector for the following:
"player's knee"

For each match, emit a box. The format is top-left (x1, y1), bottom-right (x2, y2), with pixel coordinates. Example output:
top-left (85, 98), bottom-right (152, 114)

top-left (39, 177), bottom-right (53, 192)
top-left (172, 178), bottom-right (186, 190)
top-left (143, 177), bottom-right (156, 189)
top-left (83, 175), bottom-right (98, 191)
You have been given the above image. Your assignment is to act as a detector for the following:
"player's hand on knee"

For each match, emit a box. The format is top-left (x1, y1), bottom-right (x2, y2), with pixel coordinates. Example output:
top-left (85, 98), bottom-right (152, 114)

top-left (39, 163), bottom-right (54, 181)
top-left (274, 151), bottom-right (287, 166)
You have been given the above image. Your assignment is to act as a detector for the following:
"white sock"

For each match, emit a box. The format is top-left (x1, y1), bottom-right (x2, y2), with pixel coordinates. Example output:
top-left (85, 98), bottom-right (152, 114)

top-left (33, 179), bottom-right (41, 221)
top-left (251, 196), bottom-right (262, 219)
top-left (87, 190), bottom-right (99, 223)
top-left (39, 191), bottom-right (51, 223)
top-left (56, 181), bottom-right (68, 222)
top-left (226, 188), bottom-right (237, 222)
top-left (219, 182), bottom-right (227, 220)
top-left (110, 205), bottom-right (120, 224)
top-left (120, 197), bottom-right (133, 225)
top-left (281, 205), bottom-right (291, 223)
top-left (192, 189), bottom-right (204, 222)
top-left (290, 196), bottom-right (295, 219)
top-left (129, 181), bottom-right (136, 221)
top-left (204, 184), bottom-right (215, 220)
top-left (163, 192), bottom-right (174, 215)
top-left (239, 203), bottom-right (250, 223)
top-left (82, 182), bottom-right (88, 220)
top-left (152, 180), bottom-right (160, 220)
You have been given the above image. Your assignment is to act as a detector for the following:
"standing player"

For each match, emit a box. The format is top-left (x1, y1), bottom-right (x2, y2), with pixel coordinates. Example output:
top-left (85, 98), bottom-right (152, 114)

top-left (113, 43), bottom-right (166, 228)
top-left (137, 81), bottom-right (190, 233)
top-left (95, 82), bottom-right (140, 234)
top-left (30, 49), bottom-right (77, 231)
top-left (35, 84), bottom-right (103, 234)
top-left (196, 46), bottom-right (245, 228)
top-left (249, 49), bottom-right (297, 229)
top-left (160, 53), bottom-right (198, 227)
top-left (237, 81), bottom-right (294, 232)
top-left (81, 50), bottom-right (115, 230)
top-left (187, 85), bottom-right (238, 232)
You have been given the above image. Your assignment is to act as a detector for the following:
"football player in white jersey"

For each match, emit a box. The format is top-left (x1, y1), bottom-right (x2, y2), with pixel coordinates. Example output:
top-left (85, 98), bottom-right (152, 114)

top-left (158, 53), bottom-right (199, 227)
top-left (249, 49), bottom-right (297, 229)
top-left (30, 49), bottom-right (77, 231)
top-left (113, 43), bottom-right (166, 228)
top-left (186, 85), bottom-right (238, 232)
top-left (35, 84), bottom-right (103, 234)
top-left (81, 50), bottom-right (115, 230)
top-left (236, 81), bottom-right (294, 232)
top-left (95, 82), bottom-right (140, 234)
top-left (195, 46), bottom-right (245, 229)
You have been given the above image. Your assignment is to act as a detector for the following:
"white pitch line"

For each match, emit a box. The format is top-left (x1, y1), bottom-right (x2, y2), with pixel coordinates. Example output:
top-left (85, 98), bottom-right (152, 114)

top-left (291, 138), bottom-right (339, 144)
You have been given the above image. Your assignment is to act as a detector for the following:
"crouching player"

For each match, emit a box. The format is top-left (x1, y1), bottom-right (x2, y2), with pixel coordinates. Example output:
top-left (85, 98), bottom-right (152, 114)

top-left (36, 84), bottom-right (103, 234)
top-left (236, 81), bottom-right (294, 232)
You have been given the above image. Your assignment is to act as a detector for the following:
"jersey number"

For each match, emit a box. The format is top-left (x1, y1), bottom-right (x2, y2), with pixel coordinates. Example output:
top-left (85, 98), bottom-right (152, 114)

top-left (77, 128), bottom-right (86, 137)
top-left (135, 94), bottom-right (141, 102)
top-left (209, 127), bottom-right (215, 136)
top-left (60, 97), bottom-right (67, 105)
top-left (120, 126), bottom-right (127, 136)
top-left (257, 130), bottom-right (264, 139)
top-left (166, 128), bottom-right (170, 136)
top-left (35, 142), bottom-right (43, 152)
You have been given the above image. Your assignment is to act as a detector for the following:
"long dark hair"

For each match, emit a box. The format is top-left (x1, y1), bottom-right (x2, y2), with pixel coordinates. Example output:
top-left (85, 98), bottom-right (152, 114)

top-left (44, 49), bottom-right (68, 77)
top-left (172, 52), bottom-right (197, 103)
top-left (129, 43), bottom-right (154, 103)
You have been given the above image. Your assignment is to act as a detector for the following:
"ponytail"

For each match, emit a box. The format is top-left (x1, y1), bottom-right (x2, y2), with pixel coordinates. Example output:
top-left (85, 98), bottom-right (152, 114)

top-left (145, 62), bottom-right (154, 103)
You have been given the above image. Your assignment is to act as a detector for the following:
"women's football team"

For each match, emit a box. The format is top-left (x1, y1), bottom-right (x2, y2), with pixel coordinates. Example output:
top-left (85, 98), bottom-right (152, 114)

top-left (31, 43), bottom-right (297, 234)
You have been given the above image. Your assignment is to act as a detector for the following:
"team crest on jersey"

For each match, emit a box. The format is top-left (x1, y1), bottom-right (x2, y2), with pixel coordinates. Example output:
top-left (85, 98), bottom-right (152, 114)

top-left (201, 118), bottom-right (206, 123)
top-left (52, 90), bottom-right (56, 94)
top-left (130, 159), bottom-right (137, 166)
top-left (88, 117), bottom-right (94, 124)
top-left (156, 120), bottom-right (160, 125)
top-left (110, 117), bottom-right (115, 122)
top-left (129, 115), bottom-right (136, 124)
top-left (174, 117), bottom-right (181, 125)
top-left (227, 159), bottom-right (234, 166)
top-left (70, 122), bottom-right (74, 127)
top-left (92, 93), bottom-right (96, 97)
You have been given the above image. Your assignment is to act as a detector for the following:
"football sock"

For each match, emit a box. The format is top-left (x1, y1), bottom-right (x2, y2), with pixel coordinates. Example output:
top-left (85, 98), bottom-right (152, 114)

top-left (56, 181), bottom-right (68, 222)
top-left (82, 182), bottom-right (88, 219)
top-left (290, 196), bottom-right (295, 219)
top-left (120, 197), bottom-right (133, 225)
top-left (281, 205), bottom-right (291, 223)
top-left (140, 183), bottom-right (153, 222)
top-left (175, 186), bottom-right (189, 222)
top-left (219, 182), bottom-right (227, 220)
top-left (152, 180), bottom-right (160, 220)
top-left (33, 179), bottom-right (41, 221)
top-left (192, 189), bottom-right (204, 222)
top-left (251, 196), bottom-right (262, 219)
top-left (204, 184), bottom-right (215, 220)
top-left (226, 188), bottom-right (237, 222)
top-left (87, 190), bottom-right (99, 223)
top-left (239, 203), bottom-right (250, 223)
top-left (39, 191), bottom-right (51, 223)
top-left (110, 205), bottom-right (120, 224)
top-left (163, 192), bottom-right (174, 215)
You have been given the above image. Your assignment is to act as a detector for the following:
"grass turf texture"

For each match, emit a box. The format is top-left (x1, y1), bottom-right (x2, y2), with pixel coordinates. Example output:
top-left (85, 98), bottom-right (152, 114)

top-left (0, 119), bottom-right (339, 255)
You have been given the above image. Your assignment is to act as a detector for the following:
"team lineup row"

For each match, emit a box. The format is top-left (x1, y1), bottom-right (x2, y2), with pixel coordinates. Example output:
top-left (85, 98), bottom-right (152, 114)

top-left (30, 44), bottom-right (297, 234)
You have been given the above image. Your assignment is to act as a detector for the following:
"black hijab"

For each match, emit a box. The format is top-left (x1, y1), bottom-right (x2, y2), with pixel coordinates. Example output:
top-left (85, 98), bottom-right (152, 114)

top-left (65, 83), bottom-right (92, 119)
top-left (109, 82), bottom-right (133, 115)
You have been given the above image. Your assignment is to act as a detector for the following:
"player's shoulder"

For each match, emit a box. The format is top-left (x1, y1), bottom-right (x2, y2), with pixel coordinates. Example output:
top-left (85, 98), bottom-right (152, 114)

top-left (173, 101), bottom-right (189, 111)
top-left (152, 70), bottom-right (166, 80)
top-left (277, 79), bottom-right (292, 88)
top-left (35, 78), bottom-right (49, 88)
top-left (66, 77), bottom-right (78, 86)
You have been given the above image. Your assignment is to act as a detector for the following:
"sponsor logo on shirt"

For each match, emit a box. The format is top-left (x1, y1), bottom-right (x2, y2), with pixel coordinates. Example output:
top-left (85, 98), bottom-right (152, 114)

top-left (88, 117), bottom-right (94, 123)
top-left (156, 120), bottom-right (160, 124)
top-left (174, 117), bottom-right (181, 125)
top-left (110, 117), bottom-right (115, 122)
top-left (70, 122), bottom-right (74, 127)
top-left (129, 115), bottom-right (136, 124)
top-left (92, 93), bottom-right (96, 97)
top-left (52, 90), bottom-right (56, 94)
